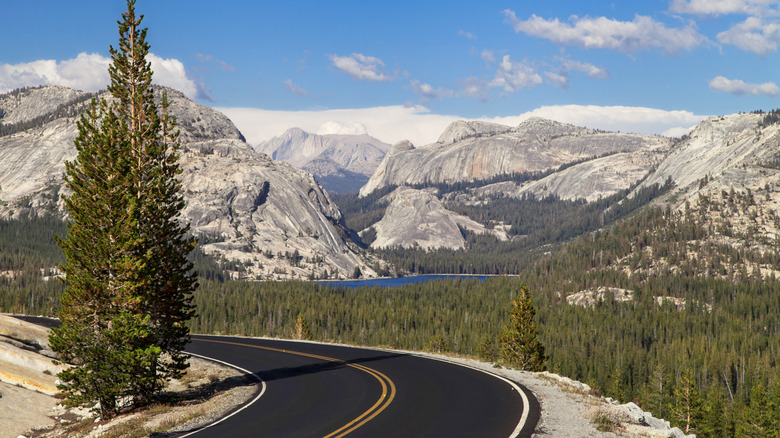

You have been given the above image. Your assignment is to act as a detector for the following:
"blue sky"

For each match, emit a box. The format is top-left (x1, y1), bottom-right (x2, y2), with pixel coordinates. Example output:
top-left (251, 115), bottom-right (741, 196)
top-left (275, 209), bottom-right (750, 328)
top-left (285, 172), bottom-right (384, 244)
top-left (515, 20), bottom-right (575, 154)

top-left (3, 1), bottom-right (780, 145)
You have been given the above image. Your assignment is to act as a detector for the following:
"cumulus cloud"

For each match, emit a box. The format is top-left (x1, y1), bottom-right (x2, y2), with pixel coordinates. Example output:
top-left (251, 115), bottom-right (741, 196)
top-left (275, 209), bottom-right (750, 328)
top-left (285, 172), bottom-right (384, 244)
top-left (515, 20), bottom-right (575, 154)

top-left (489, 55), bottom-right (542, 92)
top-left (503, 10), bottom-right (708, 55)
top-left (670, 0), bottom-right (776, 16)
top-left (459, 77), bottom-right (491, 101)
top-left (218, 104), bottom-right (709, 148)
top-left (0, 52), bottom-right (208, 100)
top-left (410, 79), bottom-right (454, 100)
top-left (562, 59), bottom-right (610, 79)
top-left (328, 53), bottom-right (393, 81)
top-left (283, 78), bottom-right (308, 96)
top-left (717, 17), bottom-right (780, 56)
top-left (0, 52), bottom-right (110, 93)
top-left (709, 75), bottom-right (780, 95)
top-left (480, 50), bottom-right (496, 63)
top-left (546, 58), bottom-right (610, 89)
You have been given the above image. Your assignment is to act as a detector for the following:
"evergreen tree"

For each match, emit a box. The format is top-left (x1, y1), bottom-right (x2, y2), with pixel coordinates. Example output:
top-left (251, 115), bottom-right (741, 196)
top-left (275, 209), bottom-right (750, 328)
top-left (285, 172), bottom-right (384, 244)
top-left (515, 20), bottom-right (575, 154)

top-left (738, 383), bottom-right (774, 437)
top-left (670, 367), bottom-right (702, 435)
top-left (476, 334), bottom-right (496, 362)
top-left (49, 0), bottom-right (195, 418)
top-left (498, 285), bottom-right (546, 371)
top-left (700, 386), bottom-right (726, 438)
top-left (293, 313), bottom-right (313, 340)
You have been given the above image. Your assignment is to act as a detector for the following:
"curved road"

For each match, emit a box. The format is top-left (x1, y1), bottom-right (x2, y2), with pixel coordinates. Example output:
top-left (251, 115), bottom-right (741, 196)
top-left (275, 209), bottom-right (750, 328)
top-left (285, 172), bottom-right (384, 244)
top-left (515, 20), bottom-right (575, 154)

top-left (184, 335), bottom-right (539, 438)
top-left (11, 317), bottom-right (539, 437)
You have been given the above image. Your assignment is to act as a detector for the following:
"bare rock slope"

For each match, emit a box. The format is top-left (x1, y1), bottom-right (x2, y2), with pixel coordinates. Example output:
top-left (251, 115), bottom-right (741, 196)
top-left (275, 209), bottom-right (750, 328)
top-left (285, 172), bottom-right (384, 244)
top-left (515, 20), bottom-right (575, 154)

top-left (0, 86), bottom-right (374, 280)
top-left (366, 186), bottom-right (506, 250)
top-left (360, 118), bottom-right (669, 198)
top-left (256, 128), bottom-right (390, 193)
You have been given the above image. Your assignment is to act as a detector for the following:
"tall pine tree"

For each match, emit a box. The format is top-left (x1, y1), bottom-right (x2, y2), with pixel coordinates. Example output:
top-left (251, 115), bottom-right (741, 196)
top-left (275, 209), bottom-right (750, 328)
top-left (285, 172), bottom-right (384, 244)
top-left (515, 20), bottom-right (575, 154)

top-left (49, 0), bottom-right (196, 418)
top-left (498, 284), bottom-right (546, 371)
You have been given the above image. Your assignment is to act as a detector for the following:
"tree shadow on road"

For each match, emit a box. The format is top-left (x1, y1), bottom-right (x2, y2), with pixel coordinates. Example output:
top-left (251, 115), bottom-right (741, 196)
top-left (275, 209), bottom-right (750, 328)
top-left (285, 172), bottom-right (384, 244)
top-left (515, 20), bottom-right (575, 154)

top-left (255, 352), bottom-right (407, 383)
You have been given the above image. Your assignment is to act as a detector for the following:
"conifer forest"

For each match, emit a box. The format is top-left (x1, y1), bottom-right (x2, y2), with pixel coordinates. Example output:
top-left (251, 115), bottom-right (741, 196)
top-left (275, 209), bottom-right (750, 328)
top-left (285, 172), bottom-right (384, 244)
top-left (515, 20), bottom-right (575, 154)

top-left (4, 190), bottom-right (780, 435)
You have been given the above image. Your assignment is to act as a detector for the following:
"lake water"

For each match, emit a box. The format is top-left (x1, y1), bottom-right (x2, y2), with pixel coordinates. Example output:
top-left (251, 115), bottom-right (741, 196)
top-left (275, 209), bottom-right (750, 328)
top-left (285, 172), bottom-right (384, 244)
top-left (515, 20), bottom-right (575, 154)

top-left (316, 274), bottom-right (492, 289)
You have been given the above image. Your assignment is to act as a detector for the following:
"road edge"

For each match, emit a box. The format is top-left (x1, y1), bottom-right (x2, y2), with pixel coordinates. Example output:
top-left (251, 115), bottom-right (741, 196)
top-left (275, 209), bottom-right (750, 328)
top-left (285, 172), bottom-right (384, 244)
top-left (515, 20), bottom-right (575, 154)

top-left (202, 334), bottom-right (541, 438)
top-left (176, 349), bottom-right (267, 437)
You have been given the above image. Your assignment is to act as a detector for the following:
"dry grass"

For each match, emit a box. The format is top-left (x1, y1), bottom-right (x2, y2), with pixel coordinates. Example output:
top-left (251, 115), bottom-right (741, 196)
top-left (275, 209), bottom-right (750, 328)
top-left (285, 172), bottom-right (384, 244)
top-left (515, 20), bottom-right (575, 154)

top-left (26, 357), bottom-right (260, 438)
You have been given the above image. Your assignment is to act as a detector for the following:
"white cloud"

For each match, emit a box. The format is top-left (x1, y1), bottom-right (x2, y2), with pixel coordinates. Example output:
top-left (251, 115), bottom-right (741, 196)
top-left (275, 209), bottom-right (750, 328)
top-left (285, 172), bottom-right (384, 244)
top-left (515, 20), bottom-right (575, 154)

top-left (0, 52), bottom-right (208, 100)
top-left (503, 10), bottom-right (708, 55)
top-left (410, 79), bottom-right (453, 100)
top-left (717, 17), bottom-right (780, 56)
top-left (316, 121), bottom-right (367, 136)
top-left (709, 75), bottom-right (780, 95)
top-left (459, 77), bottom-right (491, 101)
top-left (670, 0), bottom-right (777, 16)
top-left (328, 53), bottom-right (393, 81)
top-left (147, 54), bottom-right (209, 100)
top-left (218, 105), bottom-right (457, 147)
top-left (459, 30), bottom-right (477, 40)
top-left (0, 52), bottom-right (109, 93)
top-left (489, 55), bottom-right (542, 92)
top-left (546, 58), bottom-right (610, 89)
top-left (484, 105), bottom-right (708, 137)
top-left (544, 71), bottom-right (570, 88)
top-left (562, 59), bottom-right (610, 79)
top-left (480, 50), bottom-right (496, 63)
top-left (217, 104), bottom-right (709, 148)
top-left (283, 78), bottom-right (308, 96)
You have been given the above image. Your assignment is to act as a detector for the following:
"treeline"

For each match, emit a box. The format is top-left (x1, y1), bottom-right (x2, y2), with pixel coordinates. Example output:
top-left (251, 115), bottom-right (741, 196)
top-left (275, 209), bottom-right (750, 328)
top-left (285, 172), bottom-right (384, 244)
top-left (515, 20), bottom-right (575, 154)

top-left (5, 187), bottom-right (780, 435)
top-left (376, 180), bottom-right (673, 275)
top-left (188, 204), bottom-right (780, 436)
top-left (0, 214), bottom-right (234, 315)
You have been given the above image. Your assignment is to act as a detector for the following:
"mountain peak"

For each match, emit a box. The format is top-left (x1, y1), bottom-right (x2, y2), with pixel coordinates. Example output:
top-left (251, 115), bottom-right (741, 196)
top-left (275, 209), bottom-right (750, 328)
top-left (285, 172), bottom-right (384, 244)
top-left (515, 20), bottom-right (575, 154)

top-left (436, 120), bottom-right (512, 144)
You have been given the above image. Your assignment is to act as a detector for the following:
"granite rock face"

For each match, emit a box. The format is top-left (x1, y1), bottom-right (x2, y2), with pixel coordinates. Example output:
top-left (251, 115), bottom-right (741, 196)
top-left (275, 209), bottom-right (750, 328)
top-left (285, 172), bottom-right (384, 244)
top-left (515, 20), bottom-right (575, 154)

top-left (256, 128), bottom-right (390, 193)
top-left (367, 186), bottom-right (506, 250)
top-left (360, 117), bottom-right (669, 197)
top-left (0, 86), bottom-right (374, 280)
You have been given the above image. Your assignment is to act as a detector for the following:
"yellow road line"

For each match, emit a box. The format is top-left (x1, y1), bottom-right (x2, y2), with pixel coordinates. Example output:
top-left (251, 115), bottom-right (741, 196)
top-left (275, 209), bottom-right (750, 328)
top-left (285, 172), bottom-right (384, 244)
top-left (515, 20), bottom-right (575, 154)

top-left (201, 339), bottom-right (396, 438)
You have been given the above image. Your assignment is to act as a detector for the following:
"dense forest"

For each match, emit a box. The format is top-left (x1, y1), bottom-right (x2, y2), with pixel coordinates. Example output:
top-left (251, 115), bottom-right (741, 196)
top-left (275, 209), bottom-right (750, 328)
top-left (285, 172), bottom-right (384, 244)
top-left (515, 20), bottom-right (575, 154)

top-left (4, 197), bottom-right (780, 435)
top-left (335, 179), bottom-right (674, 275)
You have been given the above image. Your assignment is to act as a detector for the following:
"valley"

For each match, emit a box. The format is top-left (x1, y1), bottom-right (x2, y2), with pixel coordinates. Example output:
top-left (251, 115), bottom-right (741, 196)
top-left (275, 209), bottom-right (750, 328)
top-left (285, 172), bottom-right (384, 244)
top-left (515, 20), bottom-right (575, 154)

top-left (4, 85), bottom-right (780, 436)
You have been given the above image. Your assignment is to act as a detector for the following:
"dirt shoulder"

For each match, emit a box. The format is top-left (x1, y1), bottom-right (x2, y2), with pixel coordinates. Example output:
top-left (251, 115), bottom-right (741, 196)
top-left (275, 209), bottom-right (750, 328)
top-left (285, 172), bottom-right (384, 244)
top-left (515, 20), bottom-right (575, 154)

top-left (19, 356), bottom-right (260, 438)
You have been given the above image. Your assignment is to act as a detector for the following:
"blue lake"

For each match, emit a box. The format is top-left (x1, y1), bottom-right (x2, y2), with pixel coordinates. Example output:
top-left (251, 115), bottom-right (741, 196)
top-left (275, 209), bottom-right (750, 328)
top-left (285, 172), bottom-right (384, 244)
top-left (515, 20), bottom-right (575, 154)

top-left (316, 274), bottom-right (492, 289)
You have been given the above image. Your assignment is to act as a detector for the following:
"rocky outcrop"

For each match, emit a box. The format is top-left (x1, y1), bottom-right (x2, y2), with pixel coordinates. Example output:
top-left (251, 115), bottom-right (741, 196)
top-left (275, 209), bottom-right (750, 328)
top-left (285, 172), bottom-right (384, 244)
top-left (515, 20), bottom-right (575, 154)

top-left (360, 118), bottom-right (669, 197)
top-left (256, 128), bottom-right (390, 193)
top-left (637, 113), bottom-right (780, 204)
top-left (0, 86), bottom-right (91, 125)
top-left (0, 86), bottom-right (374, 280)
top-left (0, 314), bottom-right (64, 395)
top-left (180, 139), bottom-right (373, 279)
top-left (455, 147), bottom-right (668, 203)
top-left (367, 186), bottom-right (506, 250)
top-left (565, 287), bottom-right (635, 307)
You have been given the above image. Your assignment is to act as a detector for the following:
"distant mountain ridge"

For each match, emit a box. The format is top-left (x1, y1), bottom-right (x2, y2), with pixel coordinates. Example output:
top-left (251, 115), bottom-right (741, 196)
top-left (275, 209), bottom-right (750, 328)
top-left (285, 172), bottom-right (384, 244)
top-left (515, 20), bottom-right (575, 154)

top-left (255, 128), bottom-right (391, 193)
top-left (0, 86), bottom-right (376, 280)
top-left (359, 118), bottom-right (669, 197)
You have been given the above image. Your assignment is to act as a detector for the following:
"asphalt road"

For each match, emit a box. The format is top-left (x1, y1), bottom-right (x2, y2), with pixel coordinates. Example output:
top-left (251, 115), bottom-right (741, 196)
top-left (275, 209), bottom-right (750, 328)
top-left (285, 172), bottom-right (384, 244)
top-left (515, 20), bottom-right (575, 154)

top-left (184, 336), bottom-right (539, 438)
top-left (11, 316), bottom-right (539, 437)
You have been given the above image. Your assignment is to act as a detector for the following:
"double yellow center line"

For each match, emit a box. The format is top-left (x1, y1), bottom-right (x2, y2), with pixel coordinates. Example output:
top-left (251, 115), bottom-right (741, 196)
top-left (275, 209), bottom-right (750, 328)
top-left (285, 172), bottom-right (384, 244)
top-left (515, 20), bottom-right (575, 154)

top-left (202, 339), bottom-right (396, 437)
